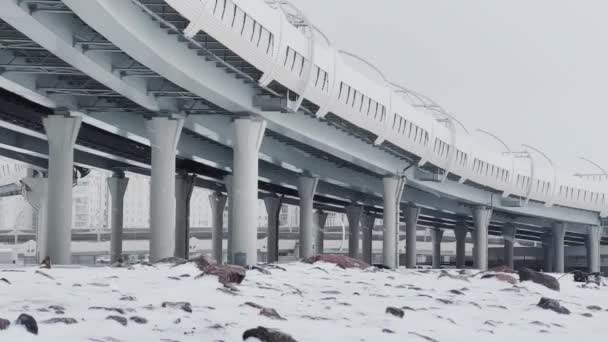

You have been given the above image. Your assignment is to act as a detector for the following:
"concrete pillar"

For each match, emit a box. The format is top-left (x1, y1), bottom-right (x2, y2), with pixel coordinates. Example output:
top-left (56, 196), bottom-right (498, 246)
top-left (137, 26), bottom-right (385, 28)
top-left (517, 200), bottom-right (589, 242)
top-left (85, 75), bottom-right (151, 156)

top-left (145, 116), bottom-right (183, 262)
top-left (587, 225), bottom-right (601, 273)
top-left (405, 205), bottom-right (420, 268)
top-left (224, 175), bottom-right (234, 264)
top-left (472, 206), bottom-right (492, 270)
top-left (264, 195), bottom-right (282, 263)
top-left (175, 173), bottom-right (195, 259)
top-left (454, 222), bottom-right (468, 268)
top-left (231, 117), bottom-right (266, 266)
top-left (298, 176), bottom-right (318, 259)
top-left (209, 191), bottom-right (227, 263)
top-left (314, 210), bottom-right (328, 254)
top-left (107, 171), bottom-right (129, 264)
top-left (21, 177), bottom-right (48, 263)
top-left (361, 213), bottom-right (376, 264)
top-left (542, 233), bottom-right (553, 272)
top-left (43, 114), bottom-right (81, 264)
top-left (431, 228), bottom-right (444, 268)
top-left (503, 223), bottom-right (516, 269)
top-left (552, 222), bottom-right (566, 273)
top-left (346, 205), bottom-right (363, 259)
top-left (382, 176), bottom-right (406, 269)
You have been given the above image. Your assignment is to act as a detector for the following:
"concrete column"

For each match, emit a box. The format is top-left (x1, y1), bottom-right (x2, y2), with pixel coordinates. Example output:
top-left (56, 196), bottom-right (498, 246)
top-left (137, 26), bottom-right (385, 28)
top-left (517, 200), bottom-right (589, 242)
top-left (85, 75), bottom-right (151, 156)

top-left (346, 205), bottom-right (363, 259)
top-left (264, 195), bottom-right (283, 263)
top-left (224, 175), bottom-right (233, 264)
top-left (314, 210), bottom-right (328, 254)
top-left (175, 173), bottom-right (195, 259)
top-left (587, 225), bottom-right (601, 273)
top-left (145, 116), bottom-right (183, 262)
top-left (552, 222), bottom-right (566, 273)
top-left (231, 117), bottom-right (266, 266)
top-left (209, 191), bottom-right (227, 263)
top-left (298, 176), bottom-right (318, 259)
top-left (21, 177), bottom-right (48, 263)
top-left (405, 205), bottom-right (420, 268)
top-left (453, 222), bottom-right (468, 268)
top-left (43, 114), bottom-right (81, 264)
top-left (431, 228), bottom-right (444, 268)
top-left (107, 171), bottom-right (129, 264)
top-left (503, 223), bottom-right (516, 269)
top-left (382, 176), bottom-right (406, 269)
top-left (361, 213), bottom-right (376, 264)
top-left (542, 233), bottom-right (553, 272)
top-left (472, 206), bottom-right (492, 270)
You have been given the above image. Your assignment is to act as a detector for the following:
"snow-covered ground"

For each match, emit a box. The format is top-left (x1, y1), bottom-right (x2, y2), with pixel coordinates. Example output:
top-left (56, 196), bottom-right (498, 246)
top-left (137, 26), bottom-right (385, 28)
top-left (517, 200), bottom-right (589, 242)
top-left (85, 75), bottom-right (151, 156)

top-left (0, 261), bottom-right (607, 341)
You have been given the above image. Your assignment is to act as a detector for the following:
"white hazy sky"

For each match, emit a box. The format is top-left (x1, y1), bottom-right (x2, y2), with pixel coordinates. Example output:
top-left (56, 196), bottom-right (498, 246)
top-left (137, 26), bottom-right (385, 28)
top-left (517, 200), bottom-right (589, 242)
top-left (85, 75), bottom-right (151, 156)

top-left (292, 0), bottom-right (608, 175)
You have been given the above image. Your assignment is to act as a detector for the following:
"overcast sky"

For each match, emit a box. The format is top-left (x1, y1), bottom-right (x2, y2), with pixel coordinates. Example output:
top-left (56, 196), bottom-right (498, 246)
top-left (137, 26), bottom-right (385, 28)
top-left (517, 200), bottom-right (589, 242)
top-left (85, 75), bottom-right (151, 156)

top-left (292, 0), bottom-right (608, 175)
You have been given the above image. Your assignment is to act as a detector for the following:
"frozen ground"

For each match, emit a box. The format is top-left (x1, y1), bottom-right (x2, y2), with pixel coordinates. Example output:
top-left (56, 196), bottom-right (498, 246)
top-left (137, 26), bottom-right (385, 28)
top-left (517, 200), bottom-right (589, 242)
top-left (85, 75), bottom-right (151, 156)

top-left (0, 261), bottom-right (607, 341)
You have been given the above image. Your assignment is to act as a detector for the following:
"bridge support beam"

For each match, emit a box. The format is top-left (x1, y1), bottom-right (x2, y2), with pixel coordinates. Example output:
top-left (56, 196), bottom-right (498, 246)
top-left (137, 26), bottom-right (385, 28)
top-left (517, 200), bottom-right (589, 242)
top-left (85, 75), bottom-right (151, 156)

top-left (298, 176), bottom-right (318, 259)
top-left (542, 233), bottom-right (553, 272)
top-left (503, 223), bottom-right (516, 269)
top-left (454, 221), bottom-right (468, 268)
top-left (361, 213), bottom-right (376, 264)
top-left (586, 226), bottom-right (601, 273)
top-left (175, 173), bottom-right (195, 259)
top-left (383, 176), bottom-right (406, 269)
top-left (405, 205), bottom-right (421, 268)
top-left (264, 195), bottom-right (282, 263)
top-left (346, 205), bottom-right (363, 259)
top-left (44, 114), bottom-right (81, 264)
top-left (22, 177), bottom-right (48, 263)
top-left (552, 222), bottom-right (566, 273)
top-left (431, 228), bottom-right (444, 269)
top-left (146, 117), bottom-right (183, 262)
top-left (472, 206), bottom-right (492, 270)
top-left (107, 171), bottom-right (129, 264)
top-left (314, 210), bottom-right (328, 255)
top-left (209, 191), bottom-right (227, 263)
top-left (224, 175), bottom-right (233, 264)
top-left (231, 117), bottom-right (266, 266)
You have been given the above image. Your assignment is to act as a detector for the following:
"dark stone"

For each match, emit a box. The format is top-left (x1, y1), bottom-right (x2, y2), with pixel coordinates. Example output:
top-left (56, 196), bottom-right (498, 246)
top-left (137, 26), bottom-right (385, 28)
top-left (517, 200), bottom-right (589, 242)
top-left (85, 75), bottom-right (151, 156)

top-left (130, 316), bottom-right (147, 324)
top-left (16, 314), bottom-right (38, 335)
top-left (518, 268), bottom-right (560, 291)
top-left (35, 270), bottom-right (54, 280)
top-left (449, 289), bottom-right (465, 295)
top-left (179, 274), bottom-right (190, 278)
top-left (537, 297), bottom-right (570, 314)
top-left (260, 308), bottom-right (286, 320)
top-left (244, 302), bottom-right (264, 309)
top-left (408, 332), bottom-right (439, 342)
top-left (385, 307), bottom-right (404, 318)
top-left (252, 266), bottom-right (271, 275)
top-left (0, 318), bottom-right (9, 330)
top-left (436, 298), bottom-right (453, 305)
top-left (243, 326), bottom-right (298, 342)
top-left (573, 270), bottom-right (589, 283)
top-left (106, 315), bottom-right (127, 326)
top-left (89, 306), bottom-right (125, 315)
top-left (382, 328), bottom-right (395, 334)
top-left (120, 296), bottom-right (136, 301)
top-left (40, 256), bottom-right (51, 269)
top-left (167, 276), bottom-right (181, 281)
top-left (587, 305), bottom-right (602, 311)
top-left (303, 254), bottom-right (370, 270)
top-left (1, 278), bottom-right (10, 284)
top-left (42, 317), bottom-right (78, 325)
top-left (161, 301), bottom-right (192, 313)
top-left (48, 305), bottom-right (65, 311)
top-left (581, 313), bottom-right (593, 318)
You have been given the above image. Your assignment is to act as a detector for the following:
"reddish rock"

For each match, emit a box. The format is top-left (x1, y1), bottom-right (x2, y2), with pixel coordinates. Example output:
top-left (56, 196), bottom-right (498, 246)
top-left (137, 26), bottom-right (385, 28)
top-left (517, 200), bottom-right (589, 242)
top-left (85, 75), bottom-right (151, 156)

top-left (0, 318), bottom-right (9, 330)
top-left (243, 326), bottom-right (297, 342)
top-left (202, 264), bottom-right (246, 285)
top-left (519, 268), bottom-right (560, 291)
top-left (303, 254), bottom-right (370, 270)
top-left (487, 265), bottom-right (515, 273)
top-left (481, 273), bottom-right (518, 285)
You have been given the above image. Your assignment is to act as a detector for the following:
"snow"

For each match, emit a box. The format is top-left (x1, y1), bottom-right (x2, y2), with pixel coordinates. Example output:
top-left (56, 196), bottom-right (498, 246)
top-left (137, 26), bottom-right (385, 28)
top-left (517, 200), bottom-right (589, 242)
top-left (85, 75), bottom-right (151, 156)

top-left (0, 262), bottom-right (607, 341)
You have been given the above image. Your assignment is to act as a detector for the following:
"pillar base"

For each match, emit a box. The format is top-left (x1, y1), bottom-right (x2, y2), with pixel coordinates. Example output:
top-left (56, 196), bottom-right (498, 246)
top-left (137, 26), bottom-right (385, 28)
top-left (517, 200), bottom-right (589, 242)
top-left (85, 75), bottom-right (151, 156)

top-left (209, 191), bottom-right (227, 264)
top-left (107, 172), bottom-right (129, 264)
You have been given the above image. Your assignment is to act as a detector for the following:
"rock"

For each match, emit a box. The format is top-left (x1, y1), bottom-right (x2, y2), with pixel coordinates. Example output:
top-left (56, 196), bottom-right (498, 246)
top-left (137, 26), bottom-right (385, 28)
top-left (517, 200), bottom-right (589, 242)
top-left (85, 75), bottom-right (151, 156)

top-left (0, 318), bottom-right (10, 330)
top-left (161, 301), bottom-right (192, 313)
top-left (129, 316), bottom-right (147, 324)
top-left (449, 289), bottom-right (465, 295)
top-left (385, 307), bottom-right (404, 318)
top-left (42, 317), bottom-right (78, 325)
top-left (106, 315), bottom-right (127, 326)
top-left (573, 270), bottom-right (589, 283)
top-left (40, 256), bottom-right (51, 269)
top-left (200, 264), bottom-right (246, 285)
top-left (486, 265), bottom-right (516, 273)
top-left (303, 254), bottom-right (370, 270)
top-left (243, 326), bottom-right (298, 342)
top-left (382, 328), bottom-right (395, 334)
top-left (120, 296), bottom-right (136, 301)
top-left (582, 313), bottom-right (593, 318)
top-left (35, 270), bottom-right (54, 280)
top-left (16, 314), bottom-right (38, 335)
top-left (156, 256), bottom-right (186, 265)
top-left (260, 308), bottom-right (286, 320)
top-left (180, 273), bottom-right (190, 277)
top-left (484, 320), bottom-right (503, 327)
top-left (537, 297), bottom-right (570, 314)
top-left (408, 332), bottom-right (439, 342)
top-left (587, 305), bottom-right (602, 311)
top-left (167, 276), bottom-right (181, 281)
top-left (48, 305), bottom-right (65, 311)
top-left (89, 306), bottom-right (125, 315)
top-left (244, 302), bottom-right (264, 309)
top-left (518, 268), bottom-right (560, 291)
top-left (1, 278), bottom-right (10, 284)
top-left (438, 272), bottom-right (470, 282)
top-left (436, 298), bottom-right (453, 305)
top-left (252, 266), bottom-right (272, 275)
